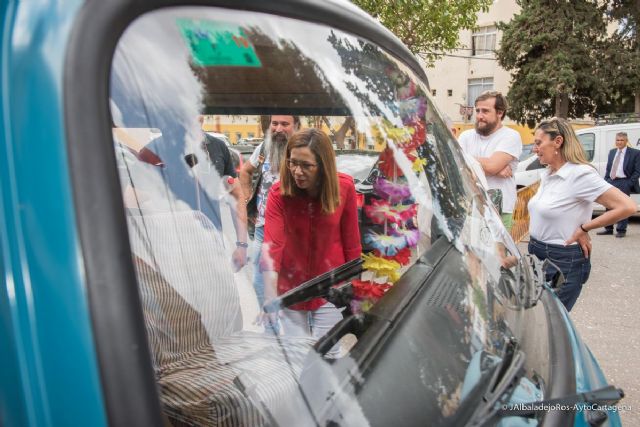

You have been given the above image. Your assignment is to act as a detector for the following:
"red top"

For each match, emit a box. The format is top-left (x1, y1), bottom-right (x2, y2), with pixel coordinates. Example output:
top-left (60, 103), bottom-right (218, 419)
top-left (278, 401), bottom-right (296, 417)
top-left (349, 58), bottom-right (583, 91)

top-left (262, 173), bottom-right (362, 311)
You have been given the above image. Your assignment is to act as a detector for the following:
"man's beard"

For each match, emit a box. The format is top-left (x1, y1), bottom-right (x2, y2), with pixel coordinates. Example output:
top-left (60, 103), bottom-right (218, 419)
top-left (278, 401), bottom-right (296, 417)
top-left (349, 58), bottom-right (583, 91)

top-left (475, 119), bottom-right (498, 136)
top-left (268, 131), bottom-right (288, 173)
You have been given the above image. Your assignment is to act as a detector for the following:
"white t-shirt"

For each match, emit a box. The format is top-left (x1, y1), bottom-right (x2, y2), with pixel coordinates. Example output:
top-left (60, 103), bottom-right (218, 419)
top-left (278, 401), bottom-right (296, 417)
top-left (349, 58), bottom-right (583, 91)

top-left (249, 143), bottom-right (280, 227)
top-left (528, 162), bottom-right (612, 245)
top-left (458, 127), bottom-right (522, 213)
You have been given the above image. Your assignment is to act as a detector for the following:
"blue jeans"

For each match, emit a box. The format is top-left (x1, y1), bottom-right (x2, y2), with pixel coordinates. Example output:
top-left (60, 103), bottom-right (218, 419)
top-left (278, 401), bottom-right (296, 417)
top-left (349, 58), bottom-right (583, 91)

top-left (281, 302), bottom-right (343, 357)
top-left (251, 225), bottom-right (265, 307)
top-left (252, 226), bottom-right (279, 334)
top-left (528, 238), bottom-right (591, 312)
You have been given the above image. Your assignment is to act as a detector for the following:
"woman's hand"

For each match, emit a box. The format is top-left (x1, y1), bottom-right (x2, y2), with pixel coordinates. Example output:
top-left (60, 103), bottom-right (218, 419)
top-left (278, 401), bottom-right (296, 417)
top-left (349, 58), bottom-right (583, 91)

top-left (500, 255), bottom-right (518, 269)
top-left (253, 307), bottom-right (282, 332)
top-left (231, 246), bottom-right (248, 272)
top-left (254, 270), bottom-right (281, 333)
top-left (565, 227), bottom-right (591, 258)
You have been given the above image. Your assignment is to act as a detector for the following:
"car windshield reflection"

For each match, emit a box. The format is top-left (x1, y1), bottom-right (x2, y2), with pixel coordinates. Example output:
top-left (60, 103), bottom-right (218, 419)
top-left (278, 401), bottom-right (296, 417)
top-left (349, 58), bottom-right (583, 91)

top-left (108, 6), bottom-right (525, 426)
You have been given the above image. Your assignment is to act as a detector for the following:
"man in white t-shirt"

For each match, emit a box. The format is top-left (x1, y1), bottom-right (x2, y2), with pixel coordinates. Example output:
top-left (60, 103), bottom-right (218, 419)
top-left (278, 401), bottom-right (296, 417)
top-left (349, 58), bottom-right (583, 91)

top-left (458, 90), bottom-right (522, 230)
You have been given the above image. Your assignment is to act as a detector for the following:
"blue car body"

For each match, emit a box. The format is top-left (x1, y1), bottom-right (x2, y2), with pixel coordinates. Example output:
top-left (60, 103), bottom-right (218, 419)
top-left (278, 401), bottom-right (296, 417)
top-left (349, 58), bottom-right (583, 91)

top-left (558, 297), bottom-right (622, 427)
top-left (0, 1), bottom-right (623, 426)
top-left (1, 1), bottom-right (108, 426)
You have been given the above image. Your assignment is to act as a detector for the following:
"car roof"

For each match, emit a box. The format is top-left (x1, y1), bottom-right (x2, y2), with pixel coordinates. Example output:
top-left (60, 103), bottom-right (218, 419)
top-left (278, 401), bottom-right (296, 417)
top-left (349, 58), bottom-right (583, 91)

top-left (206, 131), bottom-right (228, 138)
top-left (216, 0), bottom-right (426, 83)
top-left (194, 0), bottom-right (428, 115)
top-left (577, 122), bottom-right (640, 133)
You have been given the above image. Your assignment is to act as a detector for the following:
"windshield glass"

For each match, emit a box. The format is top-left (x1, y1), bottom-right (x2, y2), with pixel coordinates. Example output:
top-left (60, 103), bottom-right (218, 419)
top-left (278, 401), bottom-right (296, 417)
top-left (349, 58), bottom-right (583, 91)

top-left (109, 7), bottom-right (523, 426)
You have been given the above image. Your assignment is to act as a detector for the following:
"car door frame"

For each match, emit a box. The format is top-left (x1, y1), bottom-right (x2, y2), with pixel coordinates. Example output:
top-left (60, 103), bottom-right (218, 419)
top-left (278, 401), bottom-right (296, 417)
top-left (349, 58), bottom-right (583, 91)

top-left (63, 0), bottom-right (427, 425)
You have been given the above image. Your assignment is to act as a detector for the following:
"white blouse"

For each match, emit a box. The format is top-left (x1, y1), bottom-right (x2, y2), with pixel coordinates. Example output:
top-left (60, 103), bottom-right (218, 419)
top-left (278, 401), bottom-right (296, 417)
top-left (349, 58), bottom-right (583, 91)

top-left (528, 162), bottom-right (611, 245)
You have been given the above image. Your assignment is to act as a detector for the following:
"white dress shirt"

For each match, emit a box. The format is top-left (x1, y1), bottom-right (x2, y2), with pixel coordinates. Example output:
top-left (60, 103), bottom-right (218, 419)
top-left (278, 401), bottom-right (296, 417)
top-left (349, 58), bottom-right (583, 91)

top-left (611, 147), bottom-right (627, 179)
top-left (528, 162), bottom-right (612, 245)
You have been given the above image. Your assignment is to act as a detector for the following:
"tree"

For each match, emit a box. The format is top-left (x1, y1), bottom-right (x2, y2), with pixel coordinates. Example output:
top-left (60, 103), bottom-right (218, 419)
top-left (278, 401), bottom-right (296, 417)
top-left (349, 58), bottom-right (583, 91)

top-left (352, 0), bottom-right (492, 63)
top-left (496, 0), bottom-right (610, 126)
top-left (604, 0), bottom-right (640, 114)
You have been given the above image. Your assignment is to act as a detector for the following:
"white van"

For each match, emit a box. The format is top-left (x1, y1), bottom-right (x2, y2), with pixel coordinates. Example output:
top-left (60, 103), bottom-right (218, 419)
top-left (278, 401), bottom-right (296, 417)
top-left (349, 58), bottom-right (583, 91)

top-left (515, 122), bottom-right (640, 211)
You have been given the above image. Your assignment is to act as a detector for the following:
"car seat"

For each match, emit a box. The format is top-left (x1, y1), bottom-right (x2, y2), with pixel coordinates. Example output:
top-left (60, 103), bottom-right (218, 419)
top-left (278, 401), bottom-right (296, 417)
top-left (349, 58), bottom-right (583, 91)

top-left (127, 210), bottom-right (313, 426)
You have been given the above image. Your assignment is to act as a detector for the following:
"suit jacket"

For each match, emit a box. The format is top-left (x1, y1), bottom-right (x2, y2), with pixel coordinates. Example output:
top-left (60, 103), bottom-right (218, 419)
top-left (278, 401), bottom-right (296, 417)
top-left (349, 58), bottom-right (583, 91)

top-left (605, 147), bottom-right (640, 193)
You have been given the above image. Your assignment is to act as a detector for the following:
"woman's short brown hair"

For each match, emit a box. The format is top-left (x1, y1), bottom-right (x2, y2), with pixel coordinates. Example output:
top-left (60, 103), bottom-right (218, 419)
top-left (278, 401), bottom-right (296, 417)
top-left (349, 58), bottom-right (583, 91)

top-left (279, 128), bottom-right (340, 214)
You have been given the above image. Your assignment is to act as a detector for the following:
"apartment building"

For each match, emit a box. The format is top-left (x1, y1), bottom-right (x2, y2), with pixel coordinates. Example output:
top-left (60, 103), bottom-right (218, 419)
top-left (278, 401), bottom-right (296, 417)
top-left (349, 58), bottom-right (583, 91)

top-left (424, 1), bottom-right (536, 141)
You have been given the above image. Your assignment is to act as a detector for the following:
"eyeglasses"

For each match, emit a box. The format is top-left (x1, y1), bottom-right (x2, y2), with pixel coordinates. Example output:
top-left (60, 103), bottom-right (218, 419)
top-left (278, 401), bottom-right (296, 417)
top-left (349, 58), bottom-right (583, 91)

top-left (287, 159), bottom-right (317, 172)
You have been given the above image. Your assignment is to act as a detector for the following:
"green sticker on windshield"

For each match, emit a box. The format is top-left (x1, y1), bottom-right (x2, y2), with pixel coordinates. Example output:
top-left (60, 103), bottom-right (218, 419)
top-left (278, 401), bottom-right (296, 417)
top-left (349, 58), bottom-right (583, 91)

top-left (177, 19), bottom-right (262, 67)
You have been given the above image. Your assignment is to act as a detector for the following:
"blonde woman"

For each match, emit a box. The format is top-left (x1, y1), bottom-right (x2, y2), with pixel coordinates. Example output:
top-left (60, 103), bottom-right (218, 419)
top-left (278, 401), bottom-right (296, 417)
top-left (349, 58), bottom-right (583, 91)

top-left (527, 117), bottom-right (636, 311)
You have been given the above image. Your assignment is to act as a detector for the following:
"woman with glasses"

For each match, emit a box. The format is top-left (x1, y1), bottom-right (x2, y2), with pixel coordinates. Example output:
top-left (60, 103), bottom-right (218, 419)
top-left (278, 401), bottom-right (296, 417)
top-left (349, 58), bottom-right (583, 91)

top-left (261, 128), bottom-right (361, 355)
top-left (528, 117), bottom-right (636, 311)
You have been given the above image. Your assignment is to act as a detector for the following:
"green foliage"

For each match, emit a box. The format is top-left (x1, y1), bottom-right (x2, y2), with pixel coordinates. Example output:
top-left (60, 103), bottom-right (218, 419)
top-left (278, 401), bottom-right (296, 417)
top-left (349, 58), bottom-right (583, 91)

top-left (496, 0), bottom-right (611, 126)
top-left (601, 0), bottom-right (640, 113)
top-left (352, 0), bottom-right (492, 64)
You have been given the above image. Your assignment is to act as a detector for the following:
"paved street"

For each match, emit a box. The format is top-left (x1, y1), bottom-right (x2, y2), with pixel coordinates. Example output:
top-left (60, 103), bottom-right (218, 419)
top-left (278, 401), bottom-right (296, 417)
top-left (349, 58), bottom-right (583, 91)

top-left (571, 218), bottom-right (640, 425)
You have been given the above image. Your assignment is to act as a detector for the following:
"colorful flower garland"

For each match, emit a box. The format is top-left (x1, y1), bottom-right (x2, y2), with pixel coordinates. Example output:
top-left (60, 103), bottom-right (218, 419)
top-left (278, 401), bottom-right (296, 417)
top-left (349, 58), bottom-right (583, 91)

top-left (351, 67), bottom-right (431, 313)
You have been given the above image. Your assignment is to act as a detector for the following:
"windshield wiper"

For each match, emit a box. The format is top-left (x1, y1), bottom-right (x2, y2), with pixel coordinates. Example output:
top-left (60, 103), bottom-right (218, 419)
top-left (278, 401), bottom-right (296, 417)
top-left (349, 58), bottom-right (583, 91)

top-left (263, 258), bottom-right (363, 313)
top-left (465, 338), bottom-right (624, 426)
top-left (466, 338), bottom-right (526, 427)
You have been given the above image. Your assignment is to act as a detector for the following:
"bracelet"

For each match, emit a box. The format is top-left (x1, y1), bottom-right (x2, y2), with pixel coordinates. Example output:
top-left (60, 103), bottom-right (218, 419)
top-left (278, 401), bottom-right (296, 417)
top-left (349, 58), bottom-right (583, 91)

top-left (236, 241), bottom-right (249, 248)
top-left (580, 224), bottom-right (588, 233)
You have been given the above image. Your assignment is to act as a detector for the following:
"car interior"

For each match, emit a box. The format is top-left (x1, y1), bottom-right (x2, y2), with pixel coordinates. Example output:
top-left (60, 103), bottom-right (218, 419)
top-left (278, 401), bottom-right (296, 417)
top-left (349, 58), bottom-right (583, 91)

top-left (107, 6), bottom-right (526, 426)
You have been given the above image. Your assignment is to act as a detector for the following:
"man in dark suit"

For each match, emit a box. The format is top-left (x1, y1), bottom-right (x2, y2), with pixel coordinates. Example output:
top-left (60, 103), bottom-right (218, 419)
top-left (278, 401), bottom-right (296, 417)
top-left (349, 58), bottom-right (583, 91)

top-left (597, 132), bottom-right (640, 237)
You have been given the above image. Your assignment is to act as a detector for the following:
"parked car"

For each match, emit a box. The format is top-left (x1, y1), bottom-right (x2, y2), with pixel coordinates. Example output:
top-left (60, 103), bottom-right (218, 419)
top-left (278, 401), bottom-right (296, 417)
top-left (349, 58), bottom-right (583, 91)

top-left (516, 122), bottom-right (640, 212)
top-left (233, 142), bottom-right (258, 163)
top-left (335, 149), bottom-right (379, 185)
top-left (238, 137), bottom-right (264, 146)
top-left (206, 131), bottom-right (232, 146)
top-left (1, 1), bottom-right (624, 427)
top-left (206, 131), bottom-right (244, 172)
top-left (519, 144), bottom-right (534, 161)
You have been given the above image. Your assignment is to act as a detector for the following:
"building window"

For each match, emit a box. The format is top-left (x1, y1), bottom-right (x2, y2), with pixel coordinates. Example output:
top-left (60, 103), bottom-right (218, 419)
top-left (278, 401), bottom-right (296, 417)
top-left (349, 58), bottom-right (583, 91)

top-left (447, 89), bottom-right (453, 97)
top-left (472, 26), bottom-right (497, 56)
top-left (235, 132), bottom-right (242, 143)
top-left (432, 89), bottom-right (437, 96)
top-left (248, 132), bottom-right (255, 138)
top-left (467, 77), bottom-right (494, 107)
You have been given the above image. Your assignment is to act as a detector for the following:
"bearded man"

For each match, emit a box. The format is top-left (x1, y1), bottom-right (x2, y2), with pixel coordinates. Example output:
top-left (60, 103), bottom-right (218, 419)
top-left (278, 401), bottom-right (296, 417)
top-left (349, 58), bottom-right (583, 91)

top-left (239, 115), bottom-right (300, 309)
top-left (458, 91), bottom-right (522, 230)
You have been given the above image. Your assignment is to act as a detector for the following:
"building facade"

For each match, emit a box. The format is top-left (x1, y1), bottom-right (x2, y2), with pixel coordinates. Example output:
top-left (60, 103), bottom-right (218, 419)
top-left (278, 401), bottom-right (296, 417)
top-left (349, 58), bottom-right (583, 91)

top-left (424, 0), bottom-right (536, 142)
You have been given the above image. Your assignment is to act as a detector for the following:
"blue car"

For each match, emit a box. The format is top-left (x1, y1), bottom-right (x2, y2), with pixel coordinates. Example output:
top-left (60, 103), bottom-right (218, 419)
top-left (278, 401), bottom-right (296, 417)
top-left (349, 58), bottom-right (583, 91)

top-left (0, 1), bottom-right (624, 426)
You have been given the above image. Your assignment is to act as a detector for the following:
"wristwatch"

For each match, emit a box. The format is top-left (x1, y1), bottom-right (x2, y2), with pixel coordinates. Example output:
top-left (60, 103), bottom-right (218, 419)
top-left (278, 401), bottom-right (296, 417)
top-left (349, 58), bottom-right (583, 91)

top-left (236, 241), bottom-right (249, 248)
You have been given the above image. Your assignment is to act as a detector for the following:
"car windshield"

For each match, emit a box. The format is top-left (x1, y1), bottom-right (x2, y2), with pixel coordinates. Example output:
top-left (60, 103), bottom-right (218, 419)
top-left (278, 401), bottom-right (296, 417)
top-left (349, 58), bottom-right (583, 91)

top-left (109, 7), bottom-right (523, 426)
top-left (335, 150), bottom-right (378, 184)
